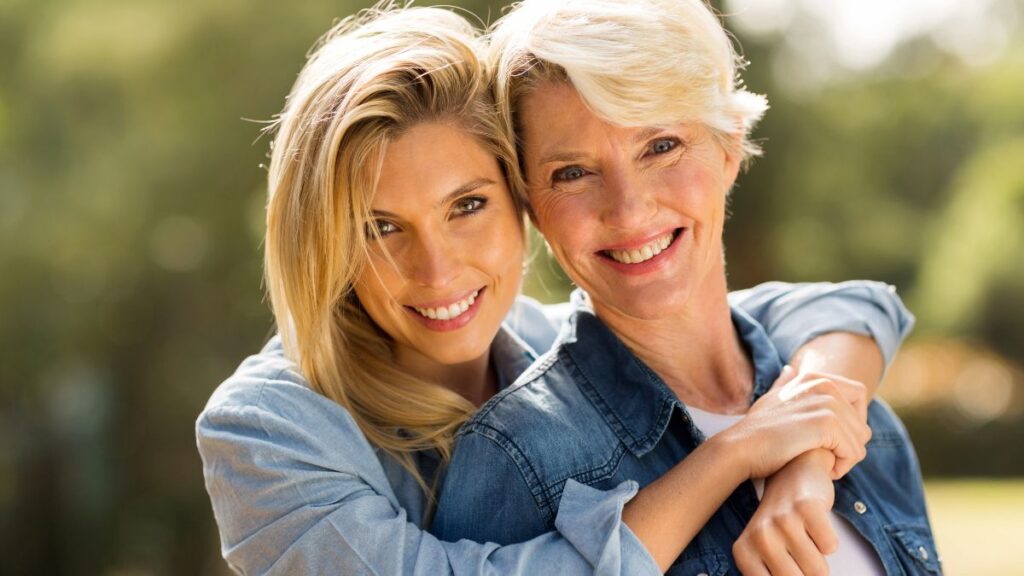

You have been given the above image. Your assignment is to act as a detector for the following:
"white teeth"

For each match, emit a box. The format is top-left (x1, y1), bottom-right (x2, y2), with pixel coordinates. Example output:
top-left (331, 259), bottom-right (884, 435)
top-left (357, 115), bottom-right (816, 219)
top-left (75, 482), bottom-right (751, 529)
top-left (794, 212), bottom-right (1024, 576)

top-left (607, 232), bottom-right (675, 265)
top-left (413, 290), bottom-right (479, 321)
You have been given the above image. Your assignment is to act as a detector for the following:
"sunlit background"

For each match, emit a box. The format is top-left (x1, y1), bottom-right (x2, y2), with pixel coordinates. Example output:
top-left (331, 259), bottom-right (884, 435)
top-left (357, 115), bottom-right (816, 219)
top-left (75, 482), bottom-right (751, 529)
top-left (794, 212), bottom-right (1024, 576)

top-left (1, 0), bottom-right (1022, 574)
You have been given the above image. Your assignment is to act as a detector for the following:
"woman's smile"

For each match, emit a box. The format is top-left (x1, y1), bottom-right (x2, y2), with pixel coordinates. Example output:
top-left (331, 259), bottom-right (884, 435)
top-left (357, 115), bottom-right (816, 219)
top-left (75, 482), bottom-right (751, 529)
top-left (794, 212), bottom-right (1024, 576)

top-left (405, 287), bottom-right (486, 331)
top-left (596, 227), bottom-right (687, 275)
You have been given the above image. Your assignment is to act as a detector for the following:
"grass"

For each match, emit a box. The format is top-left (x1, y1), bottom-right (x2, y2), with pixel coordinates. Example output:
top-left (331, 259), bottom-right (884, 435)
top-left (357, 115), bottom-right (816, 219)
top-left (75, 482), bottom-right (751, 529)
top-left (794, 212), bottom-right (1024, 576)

top-left (925, 478), bottom-right (1024, 575)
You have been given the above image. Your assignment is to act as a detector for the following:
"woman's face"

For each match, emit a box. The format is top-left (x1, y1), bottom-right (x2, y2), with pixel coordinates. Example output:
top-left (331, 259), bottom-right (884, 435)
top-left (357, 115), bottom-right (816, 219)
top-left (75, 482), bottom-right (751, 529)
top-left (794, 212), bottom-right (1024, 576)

top-left (519, 82), bottom-right (740, 320)
top-left (354, 121), bottom-right (524, 368)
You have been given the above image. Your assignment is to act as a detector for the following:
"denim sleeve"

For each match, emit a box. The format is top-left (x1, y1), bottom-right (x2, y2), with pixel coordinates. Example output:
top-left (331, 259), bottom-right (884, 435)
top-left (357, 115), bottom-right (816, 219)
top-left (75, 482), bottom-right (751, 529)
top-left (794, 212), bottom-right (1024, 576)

top-left (197, 380), bottom-right (658, 576)
top-left (729, 280), bottom-right (915, 365)
top-left (433, 430), bottom-right (660, 576)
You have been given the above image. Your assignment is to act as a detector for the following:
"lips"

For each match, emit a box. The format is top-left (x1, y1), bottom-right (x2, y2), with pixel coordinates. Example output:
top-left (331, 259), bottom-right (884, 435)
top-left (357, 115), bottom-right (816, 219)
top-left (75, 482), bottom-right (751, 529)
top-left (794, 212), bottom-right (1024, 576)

top-left (604, 231), bottom-right (674, 264)
top-left (598, 228), bottom-right (684, 265)
top-left (411, 289), bottom-right (479, 320)
top-left (403, 287), bottom-right (486, 332)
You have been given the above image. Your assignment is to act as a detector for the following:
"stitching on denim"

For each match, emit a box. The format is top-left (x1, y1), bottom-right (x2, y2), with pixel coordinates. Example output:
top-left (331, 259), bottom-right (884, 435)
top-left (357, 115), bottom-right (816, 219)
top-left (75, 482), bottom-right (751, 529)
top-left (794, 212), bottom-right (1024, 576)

top-left (457, 351), bottom-right (562, 439)
top-left (867, 431), bottom-right (907, 447)
top-left (630, 359), bottom-right (679, 448)
top-left (566, 341), bottom-right (676, 456)
top-left (467, 423), bottom-right (555, 524)
top-left (538, 442), bottom-right (628, 513)
top-left (566, 353), bottom-right (638, 447)
top-left (255, 366), bottom-right (291, 410)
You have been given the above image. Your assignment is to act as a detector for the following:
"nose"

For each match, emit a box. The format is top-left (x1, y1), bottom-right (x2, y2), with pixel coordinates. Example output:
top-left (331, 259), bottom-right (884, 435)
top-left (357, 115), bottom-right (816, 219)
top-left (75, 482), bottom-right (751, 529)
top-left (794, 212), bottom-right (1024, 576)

top-left (408, 229), bottom-right (463, 288)
top-left (599, 168), bottom-right (657, 230)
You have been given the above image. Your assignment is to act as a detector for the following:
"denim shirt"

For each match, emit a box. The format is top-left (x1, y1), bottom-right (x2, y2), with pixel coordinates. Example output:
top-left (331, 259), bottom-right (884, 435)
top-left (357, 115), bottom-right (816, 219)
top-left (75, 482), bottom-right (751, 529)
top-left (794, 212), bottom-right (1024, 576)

top-left (198, 281), bottom-right (913, 575)
top-left (432, 290), bottom-right (939, 576)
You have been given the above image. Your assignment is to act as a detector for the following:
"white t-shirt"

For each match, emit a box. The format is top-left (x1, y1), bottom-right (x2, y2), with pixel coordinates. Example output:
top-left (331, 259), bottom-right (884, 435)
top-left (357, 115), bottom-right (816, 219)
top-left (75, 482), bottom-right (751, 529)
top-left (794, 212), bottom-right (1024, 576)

top-left (686, 406), bottom-right (886, 576)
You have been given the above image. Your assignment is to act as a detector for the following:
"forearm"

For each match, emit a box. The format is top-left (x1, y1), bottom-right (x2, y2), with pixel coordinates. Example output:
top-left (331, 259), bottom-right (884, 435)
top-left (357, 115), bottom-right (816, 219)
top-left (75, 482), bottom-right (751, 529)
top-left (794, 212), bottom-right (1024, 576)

top-left (789, 331), bottom-right (884, 398)
top-left (623, 435), bottom-right (748, 572)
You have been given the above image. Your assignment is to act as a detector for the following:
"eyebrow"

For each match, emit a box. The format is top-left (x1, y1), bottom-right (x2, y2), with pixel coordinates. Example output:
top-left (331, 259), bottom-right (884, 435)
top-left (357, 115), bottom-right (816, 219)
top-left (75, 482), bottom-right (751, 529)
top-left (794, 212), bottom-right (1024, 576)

top-left (537, 151), bottom-right (587, 167)
top-left (632, 127), bottom-right (665, 144)
top-left (370, 177), bottom-right (496, 219)
top-left (536, 128), bottom-right (668, 166)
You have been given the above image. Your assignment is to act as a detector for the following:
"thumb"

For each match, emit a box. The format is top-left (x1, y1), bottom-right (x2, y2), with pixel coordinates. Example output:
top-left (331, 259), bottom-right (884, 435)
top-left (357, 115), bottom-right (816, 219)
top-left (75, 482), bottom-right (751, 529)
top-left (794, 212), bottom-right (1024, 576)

top-left (770, 364), bottom-right (798, 391)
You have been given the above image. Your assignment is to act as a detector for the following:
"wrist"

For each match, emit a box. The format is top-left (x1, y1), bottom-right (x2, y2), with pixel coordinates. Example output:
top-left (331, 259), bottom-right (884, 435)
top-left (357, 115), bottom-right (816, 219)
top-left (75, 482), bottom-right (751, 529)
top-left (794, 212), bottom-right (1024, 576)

top-left (789, 448), bottom-right (836, 474)
top-left (765, 450), bottom-right (837, 508)
top-left (703, 429), bottom-right (756, 484)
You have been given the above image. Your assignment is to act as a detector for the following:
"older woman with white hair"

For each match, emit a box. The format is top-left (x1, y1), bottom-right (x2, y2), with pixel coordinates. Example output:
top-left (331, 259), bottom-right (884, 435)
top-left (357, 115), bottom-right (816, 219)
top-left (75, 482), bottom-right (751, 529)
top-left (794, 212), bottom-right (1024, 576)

top-left (433, 1), bottom-right (939, 575)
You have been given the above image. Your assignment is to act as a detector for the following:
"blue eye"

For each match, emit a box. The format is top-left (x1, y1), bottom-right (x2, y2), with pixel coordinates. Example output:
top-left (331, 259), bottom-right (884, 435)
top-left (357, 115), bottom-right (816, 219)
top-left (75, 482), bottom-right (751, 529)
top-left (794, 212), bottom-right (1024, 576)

top-left (552, 166), bottom-right (587, 182)
top-left (648, 138), bottom-right (679, 155)
top-left (453, 196), bottom-right (487, 216)
top-left (367, 219), bottom-right (398, 239)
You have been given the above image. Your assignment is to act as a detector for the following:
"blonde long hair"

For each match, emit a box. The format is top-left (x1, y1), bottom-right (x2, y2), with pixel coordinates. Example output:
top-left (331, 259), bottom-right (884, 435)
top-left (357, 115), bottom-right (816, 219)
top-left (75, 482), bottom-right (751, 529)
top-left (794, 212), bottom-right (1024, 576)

top-left (263, 4), bottom-right (521, 497)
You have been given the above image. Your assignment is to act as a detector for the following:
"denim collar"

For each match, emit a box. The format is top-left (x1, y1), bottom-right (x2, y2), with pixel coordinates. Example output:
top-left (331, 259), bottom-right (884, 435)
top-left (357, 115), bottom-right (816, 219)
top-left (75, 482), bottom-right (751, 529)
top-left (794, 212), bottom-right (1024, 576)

top-left (492, 323), bottom-right (542, 392)
top-left (560, 289), bottom-right (784, 457)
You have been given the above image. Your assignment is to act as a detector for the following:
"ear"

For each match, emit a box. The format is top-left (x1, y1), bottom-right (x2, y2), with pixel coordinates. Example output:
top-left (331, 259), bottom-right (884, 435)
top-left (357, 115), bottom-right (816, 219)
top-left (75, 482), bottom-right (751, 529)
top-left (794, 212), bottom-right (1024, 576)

top-left (722, 130), bottom-right (743, 189)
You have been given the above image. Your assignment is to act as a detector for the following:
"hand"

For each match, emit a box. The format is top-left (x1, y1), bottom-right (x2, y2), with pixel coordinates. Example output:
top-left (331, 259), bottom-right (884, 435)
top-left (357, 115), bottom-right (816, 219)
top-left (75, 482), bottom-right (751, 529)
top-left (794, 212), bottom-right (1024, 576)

top-left (734, 451), bottom-right (838, 576)
top-left (772, 368), bottom-right (870, 477)
top-left (715, 366), bottom-right (872, 481)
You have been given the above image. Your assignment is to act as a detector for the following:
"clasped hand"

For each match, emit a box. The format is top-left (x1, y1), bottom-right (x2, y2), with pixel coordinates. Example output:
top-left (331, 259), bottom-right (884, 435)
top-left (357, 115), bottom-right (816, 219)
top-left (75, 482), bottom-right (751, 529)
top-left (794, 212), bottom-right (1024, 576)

top-left (717, 366), bottom-right (872, 575)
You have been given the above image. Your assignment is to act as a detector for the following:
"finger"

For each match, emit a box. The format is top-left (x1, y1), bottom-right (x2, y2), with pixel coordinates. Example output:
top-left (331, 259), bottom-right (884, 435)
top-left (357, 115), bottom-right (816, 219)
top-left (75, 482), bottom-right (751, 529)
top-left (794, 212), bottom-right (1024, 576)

top-left (771, 364), bottom-right (798, 391)
top-left (797, 373), bottom-right (868, 423)
top-left (779, 515), bottom-right (830, 576)
top-left (826, 373), bottom-right (869, 422)
top-left (756, 528), bottom-right (803, 576)
top-left (801, 502), bottom-right (839, 556)
top-left (734, 538), bottom-right (771, 576)
top-left (820, 397), bottom-right (868, 478)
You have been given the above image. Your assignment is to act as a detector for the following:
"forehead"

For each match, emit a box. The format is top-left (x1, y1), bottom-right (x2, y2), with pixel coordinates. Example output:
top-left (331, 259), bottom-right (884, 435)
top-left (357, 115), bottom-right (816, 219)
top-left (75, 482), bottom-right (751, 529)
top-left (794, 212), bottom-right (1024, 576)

top-left (372, 122), bottom-right (501, 208)
top-left (519, 82), bottom-right (598, 148)
top-left (518, 82), bottom-right (653, 158)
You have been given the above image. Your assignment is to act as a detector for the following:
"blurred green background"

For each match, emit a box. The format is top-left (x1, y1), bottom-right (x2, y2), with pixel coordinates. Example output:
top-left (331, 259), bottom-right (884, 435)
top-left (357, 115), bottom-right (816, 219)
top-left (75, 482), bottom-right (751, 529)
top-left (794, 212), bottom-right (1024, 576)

top-left (1, 0), bottom-right (1021, 574)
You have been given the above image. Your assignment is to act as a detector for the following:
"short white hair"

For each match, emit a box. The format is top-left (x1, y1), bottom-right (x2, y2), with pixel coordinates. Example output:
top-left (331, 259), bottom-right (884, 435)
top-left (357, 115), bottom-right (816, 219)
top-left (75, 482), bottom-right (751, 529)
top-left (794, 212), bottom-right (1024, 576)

top-left (488, 0), bottom-right (768, 163)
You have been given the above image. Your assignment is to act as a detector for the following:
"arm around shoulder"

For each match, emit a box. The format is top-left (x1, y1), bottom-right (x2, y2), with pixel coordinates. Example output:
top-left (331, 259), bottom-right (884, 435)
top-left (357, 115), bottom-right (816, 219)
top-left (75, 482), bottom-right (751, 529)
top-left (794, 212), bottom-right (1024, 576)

top-left (730, 280), bottom-right (914, 365)
top-left (433, 427), bottom-right (661, 576)
top-left (197, 377), bottom-right (658, 576)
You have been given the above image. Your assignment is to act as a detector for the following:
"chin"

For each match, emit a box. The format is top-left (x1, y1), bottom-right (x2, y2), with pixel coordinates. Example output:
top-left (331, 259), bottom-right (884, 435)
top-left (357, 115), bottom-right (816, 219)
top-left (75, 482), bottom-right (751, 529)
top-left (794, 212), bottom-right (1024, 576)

top-left (427, 340), bottom-right (489, 367)
top-left (601, 283), bottom-right (695, 320)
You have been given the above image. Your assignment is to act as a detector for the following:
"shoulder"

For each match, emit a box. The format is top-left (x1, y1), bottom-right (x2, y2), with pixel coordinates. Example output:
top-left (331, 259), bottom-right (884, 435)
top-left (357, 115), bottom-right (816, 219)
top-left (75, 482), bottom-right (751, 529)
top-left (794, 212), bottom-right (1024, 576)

top-left (503, 295), bottom-right (565, 354)
top-left (456, 347), bottom-right (623, 500)
top-left (196, 335), bottom-right (374, 469)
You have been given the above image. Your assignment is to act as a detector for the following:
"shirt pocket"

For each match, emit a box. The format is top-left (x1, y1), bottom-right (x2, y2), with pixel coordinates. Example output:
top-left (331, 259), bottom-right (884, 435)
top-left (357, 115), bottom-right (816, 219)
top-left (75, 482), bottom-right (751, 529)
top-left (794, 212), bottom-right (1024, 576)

top-left (885, 523), bottom-right (943, 575)
top-left (667, 551), bottom-right (730, 576)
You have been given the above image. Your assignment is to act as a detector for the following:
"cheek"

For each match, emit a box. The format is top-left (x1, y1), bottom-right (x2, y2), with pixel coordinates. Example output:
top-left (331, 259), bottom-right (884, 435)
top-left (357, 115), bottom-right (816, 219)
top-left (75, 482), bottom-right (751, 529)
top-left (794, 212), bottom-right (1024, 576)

top-left (486, 220), bottom-right (526, 284)
top-left (530, 193), bottom-right (590, 257)
top-left (661, 165), bottom-right (723, 217)
top-left (353, 258), bottom-right (401, 317)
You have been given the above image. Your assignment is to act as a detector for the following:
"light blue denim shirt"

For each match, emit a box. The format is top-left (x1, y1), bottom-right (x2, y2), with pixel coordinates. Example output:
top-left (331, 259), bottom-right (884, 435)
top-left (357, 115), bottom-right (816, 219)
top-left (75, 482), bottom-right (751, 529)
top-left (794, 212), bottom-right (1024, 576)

top-left (433, 286), bottom-right (938, 576)
top-left (197, 281), bottom-right (913, 575)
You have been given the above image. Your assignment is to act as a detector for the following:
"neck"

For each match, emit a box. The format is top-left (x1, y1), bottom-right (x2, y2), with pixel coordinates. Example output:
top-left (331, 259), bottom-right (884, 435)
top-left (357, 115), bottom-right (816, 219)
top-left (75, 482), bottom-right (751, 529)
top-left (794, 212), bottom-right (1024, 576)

top-left (395, 347), bottom-right (497, 408)
top-left (591, 260), bottom-right (753, 414)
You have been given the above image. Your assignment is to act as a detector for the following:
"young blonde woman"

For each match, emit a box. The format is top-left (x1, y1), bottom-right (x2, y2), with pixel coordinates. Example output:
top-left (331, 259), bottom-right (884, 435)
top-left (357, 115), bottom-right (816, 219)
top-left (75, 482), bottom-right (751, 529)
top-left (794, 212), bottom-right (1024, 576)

top-left (197, 5), bottom-right (913, 575)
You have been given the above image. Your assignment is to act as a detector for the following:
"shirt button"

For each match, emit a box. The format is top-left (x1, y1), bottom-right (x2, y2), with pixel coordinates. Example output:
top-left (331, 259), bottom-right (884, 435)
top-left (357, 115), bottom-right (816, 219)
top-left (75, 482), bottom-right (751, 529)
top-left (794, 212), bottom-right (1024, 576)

top-left (918, 546), bottom-right (929, 561)
top-left (853, 501), bottom-right (868, 514)
top-left (696, 573), bottom-right (709, 576)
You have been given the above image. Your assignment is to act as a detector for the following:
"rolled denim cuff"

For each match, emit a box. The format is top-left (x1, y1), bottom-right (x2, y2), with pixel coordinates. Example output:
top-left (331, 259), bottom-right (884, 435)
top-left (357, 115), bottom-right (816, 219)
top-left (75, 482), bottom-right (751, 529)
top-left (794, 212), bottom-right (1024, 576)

top-left (553, 479), bottom-right (661, 576)
top-left (770, 283), bottom-right (915, 367)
